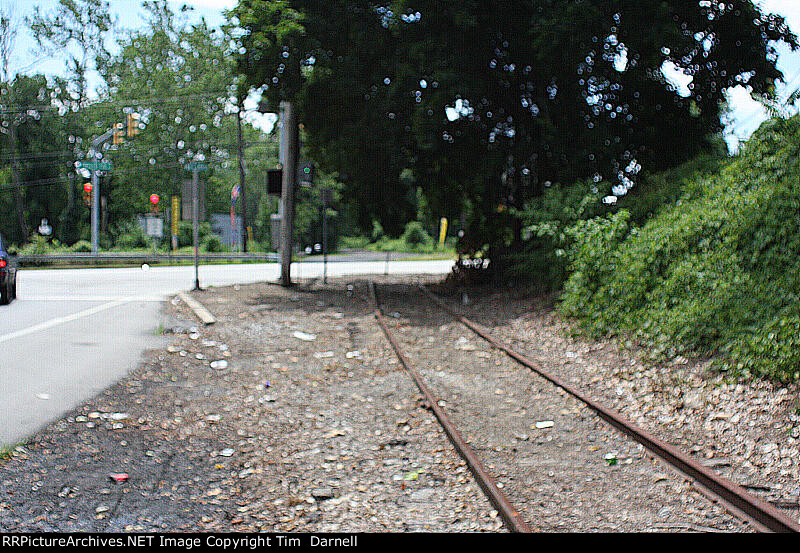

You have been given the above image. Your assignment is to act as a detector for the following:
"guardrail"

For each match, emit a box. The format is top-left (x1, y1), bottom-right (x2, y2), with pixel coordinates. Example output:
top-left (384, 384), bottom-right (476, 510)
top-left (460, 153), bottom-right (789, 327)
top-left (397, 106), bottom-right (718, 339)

top-left (16, 252), bottom-right (279, 266)
top-left (15, 250), bottom-right (451, 267)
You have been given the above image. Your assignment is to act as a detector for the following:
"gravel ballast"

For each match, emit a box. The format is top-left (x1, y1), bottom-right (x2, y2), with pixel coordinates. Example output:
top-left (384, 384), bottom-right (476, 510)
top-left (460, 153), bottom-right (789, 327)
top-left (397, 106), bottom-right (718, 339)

top-left (1, 276), bottom-right (796, 532)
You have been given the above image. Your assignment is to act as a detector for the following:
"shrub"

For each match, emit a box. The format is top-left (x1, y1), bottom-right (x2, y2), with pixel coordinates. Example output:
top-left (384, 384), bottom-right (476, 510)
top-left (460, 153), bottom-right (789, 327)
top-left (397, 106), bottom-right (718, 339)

top-left (111, 220), bottom-right (149, 250)
top-left (202, 234), bottom-right (224, 252)
top-left (558, 114), bottom-right (800, 381)
top-left (178, 220), bottom-right (212, 247)
top-left (401, 221), bottom-right (432, 248)
top-left (370, 220), bottom-right (385, 242)
top-left (70, 240), bottom-right (92, 252)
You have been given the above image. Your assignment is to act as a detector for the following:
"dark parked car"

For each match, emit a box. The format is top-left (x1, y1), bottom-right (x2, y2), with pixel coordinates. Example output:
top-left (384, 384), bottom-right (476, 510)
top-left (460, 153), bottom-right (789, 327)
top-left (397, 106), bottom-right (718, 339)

top-left (0, 233), bottom-right (17, 304)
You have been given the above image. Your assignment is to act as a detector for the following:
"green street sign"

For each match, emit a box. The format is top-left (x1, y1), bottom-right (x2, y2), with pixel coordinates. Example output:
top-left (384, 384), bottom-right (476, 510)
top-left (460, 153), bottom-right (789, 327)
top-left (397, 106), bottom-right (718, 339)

top-left (77, 160), bottom-right (113, 171)
top-left (185, 161), bottom-right (209, 171)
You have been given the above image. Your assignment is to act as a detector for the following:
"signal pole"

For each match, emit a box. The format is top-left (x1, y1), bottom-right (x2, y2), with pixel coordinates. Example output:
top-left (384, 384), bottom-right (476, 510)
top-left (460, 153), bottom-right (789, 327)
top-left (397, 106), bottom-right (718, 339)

top-left (192, 167), bottom-right (200, 290)
top-left (87, 127), bottom-right (115, 253)
top-left (184, 161), bottom-right (208, 290)
top-left (237, 102), bottom-right (248, 252)
top-left (90, 168), bottom-right (99, 252)
top-left (279, 101), bottom-right (298, 287)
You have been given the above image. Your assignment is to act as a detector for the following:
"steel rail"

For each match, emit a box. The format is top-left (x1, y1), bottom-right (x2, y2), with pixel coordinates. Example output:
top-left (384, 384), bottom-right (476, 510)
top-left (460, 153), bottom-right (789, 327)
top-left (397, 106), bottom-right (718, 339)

top-left (419, 284), bottom-right (800, 533)
top-left (368, 281), bottom-right (533, 533)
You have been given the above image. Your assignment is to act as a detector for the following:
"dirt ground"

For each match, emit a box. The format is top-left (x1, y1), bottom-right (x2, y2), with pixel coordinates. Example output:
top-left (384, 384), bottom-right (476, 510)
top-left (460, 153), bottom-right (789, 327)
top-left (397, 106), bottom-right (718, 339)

top-left (0, 275), bottom-right (797, 532)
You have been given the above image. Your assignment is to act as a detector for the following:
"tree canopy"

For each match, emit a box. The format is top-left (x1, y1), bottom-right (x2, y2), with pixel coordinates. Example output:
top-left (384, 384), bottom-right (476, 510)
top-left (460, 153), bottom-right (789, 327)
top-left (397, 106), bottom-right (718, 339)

top-left (0, 0), bottom-right (279, 248)
top-left (232, 0), bottom-right (797, 251)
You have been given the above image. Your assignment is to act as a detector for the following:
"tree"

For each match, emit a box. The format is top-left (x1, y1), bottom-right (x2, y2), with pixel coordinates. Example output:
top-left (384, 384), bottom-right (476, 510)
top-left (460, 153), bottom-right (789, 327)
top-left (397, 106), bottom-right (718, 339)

top-left (27, 0), bottom-right (114, 106)
top-left (231, 0), bottom-right (797, 268)
top-left (0, 75), bottom-right (75, 244)
top-left (231, 0), bottom-right (419, 235)
top-left (94, 1), bottom-right (241, 230)
top-left (0, 7), bottom-right (27, 239)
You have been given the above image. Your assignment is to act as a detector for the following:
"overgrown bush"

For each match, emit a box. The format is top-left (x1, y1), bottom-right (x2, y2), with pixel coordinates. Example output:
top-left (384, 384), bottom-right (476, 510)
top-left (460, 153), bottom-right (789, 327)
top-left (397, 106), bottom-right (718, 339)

top-left (178, 220), bottom-right (212, 247)
top-left (112, 221), bottom-right (149, 250)
top-left (559, 115), bottom-right (800, 382)
top-left (70, 240), bottom-right (92, 252)
top-left (401, 221), bottom-right (433, 248)
top-left (508, 183), bottom-right (606, 290)
top-left (371, 220), bottom-right (385, 242)
top-left (202, 234), bottom-right (224, 252)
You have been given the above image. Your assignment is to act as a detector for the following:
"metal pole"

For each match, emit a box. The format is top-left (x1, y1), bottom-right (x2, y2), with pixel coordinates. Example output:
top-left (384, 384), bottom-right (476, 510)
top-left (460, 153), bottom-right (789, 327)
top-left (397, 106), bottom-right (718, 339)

top-left (192, 168), bottom-right (200, 290)
top-left (280, 101), bottom-right (298, 287)
top-left (322, 188), bottom-right (328, 284)
top-left (91, 169), bottom-right (99, 254)
top-left (237, 104), bottom-right (248, 252)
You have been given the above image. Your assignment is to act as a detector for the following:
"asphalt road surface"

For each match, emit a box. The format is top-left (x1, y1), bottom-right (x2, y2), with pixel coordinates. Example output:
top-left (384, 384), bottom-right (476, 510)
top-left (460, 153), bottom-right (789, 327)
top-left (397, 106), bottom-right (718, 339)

top-left (0, 258), bottom-right (454, 447)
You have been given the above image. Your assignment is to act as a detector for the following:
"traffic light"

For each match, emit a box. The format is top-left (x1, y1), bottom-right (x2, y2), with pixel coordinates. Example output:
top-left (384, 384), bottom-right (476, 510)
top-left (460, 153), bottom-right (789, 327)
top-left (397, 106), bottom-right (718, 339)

top-left (267, 168), bottom-right (282, 195)
top-left (127, 113), bottom-right (139, 138)
top-left (149, 194), bottom-right (160, 213)
top-left (298, 161), bottom-right (314, 187)
top-left (113, 122), bottom-right (124, 145)
top-left (83, 182), bottom-right (92, 206)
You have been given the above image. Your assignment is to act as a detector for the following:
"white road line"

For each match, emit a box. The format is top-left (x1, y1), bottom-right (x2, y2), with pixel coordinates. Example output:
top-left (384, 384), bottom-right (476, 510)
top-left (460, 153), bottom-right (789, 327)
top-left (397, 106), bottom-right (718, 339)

top-left (0, 299), bottom-right (132, 344)
top-left (19, 295), bottom-right (166, 302)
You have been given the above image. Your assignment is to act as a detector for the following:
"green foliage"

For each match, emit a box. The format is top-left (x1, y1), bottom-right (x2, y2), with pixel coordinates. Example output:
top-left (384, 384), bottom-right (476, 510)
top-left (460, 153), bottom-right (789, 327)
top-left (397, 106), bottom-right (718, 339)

top-left (202, 234), bottom-right (224, 253)
top-left (560, 114), bottom-right (800, 382)
top-left (20, 235), bottom-right (55, 255)
top-left (370, 220), bottom-right (385, 242)
top-left (338, 235), bottom-right (369, 249)
top-left (178, 220), bottom-right (212, 248)
top-left (362, 221), bottom-right (436, 253)
top-left (111, 220), bottom-right (148, 250)
top-left (401, 221), bottom-right (432, 247)
top-left (508, 182), bottom-right (605, 290)
top-left (615, 150), bottom-right (729, 226)
top-left (69, 240), bottom-right (92, 252)
top-left (234, 0), bottom-right (796, 265)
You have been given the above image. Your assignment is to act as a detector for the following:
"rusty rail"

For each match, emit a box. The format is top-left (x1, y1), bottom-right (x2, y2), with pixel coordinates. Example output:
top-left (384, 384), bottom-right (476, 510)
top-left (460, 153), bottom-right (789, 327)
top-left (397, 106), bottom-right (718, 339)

top-left (368, 281), bottom-right (533, 533)
top-left (419, 284), bottom-right (800, 533)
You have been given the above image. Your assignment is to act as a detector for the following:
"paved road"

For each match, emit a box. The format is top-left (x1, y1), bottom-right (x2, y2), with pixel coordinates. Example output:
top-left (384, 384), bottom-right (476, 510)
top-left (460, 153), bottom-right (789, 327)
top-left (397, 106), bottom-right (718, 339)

top-left (0, 259), bottom-right (454, 447)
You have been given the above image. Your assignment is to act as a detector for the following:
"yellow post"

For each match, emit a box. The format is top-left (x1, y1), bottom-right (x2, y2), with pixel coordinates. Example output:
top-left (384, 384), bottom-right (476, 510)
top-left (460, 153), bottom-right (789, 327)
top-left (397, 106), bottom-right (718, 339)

top-left (171, 196), bottom-right (180, 250)
top-left (439, 217), bottom-right (448, 248)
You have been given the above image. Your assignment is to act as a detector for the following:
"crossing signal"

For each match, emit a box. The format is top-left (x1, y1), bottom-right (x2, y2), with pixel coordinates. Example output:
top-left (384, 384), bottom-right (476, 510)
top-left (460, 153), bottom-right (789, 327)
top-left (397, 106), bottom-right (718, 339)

top-left (298, 161), bottom-right (314, 186)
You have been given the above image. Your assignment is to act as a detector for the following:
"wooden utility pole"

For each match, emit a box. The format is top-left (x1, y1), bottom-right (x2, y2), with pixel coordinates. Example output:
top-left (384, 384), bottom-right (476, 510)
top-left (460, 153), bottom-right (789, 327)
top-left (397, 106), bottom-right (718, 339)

top-left (279, 100), bottom-right (298, 287)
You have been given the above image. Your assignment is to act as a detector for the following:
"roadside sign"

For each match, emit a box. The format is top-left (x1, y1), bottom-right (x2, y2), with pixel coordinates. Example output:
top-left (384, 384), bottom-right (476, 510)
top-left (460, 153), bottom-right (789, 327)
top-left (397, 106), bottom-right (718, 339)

top-left (77, 160), bottom-right (113, 171)
top-left (184, 161), bottom-right (208, 171)
top-left (38, 218), bottom-right (52, 236)
top-left (145, 216), bottom-right (164, 238)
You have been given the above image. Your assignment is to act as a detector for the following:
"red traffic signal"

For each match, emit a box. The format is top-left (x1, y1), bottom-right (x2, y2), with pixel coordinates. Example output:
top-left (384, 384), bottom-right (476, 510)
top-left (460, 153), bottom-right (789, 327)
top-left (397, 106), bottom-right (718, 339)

top-left (82, 183), bottom-right (92, 206)
top-left (149, 194), bottom-right (160, 205)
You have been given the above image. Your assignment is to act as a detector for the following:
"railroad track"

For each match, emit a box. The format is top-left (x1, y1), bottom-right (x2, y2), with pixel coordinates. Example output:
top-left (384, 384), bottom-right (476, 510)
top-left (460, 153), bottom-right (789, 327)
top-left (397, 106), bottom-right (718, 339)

top-left (368, 280), bottom-right (800, 533)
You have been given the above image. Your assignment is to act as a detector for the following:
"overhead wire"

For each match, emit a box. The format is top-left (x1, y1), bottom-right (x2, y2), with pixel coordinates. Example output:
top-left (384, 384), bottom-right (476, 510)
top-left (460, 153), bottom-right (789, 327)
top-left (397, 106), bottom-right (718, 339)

top-left (0, 89), bottom-right (260, 115)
